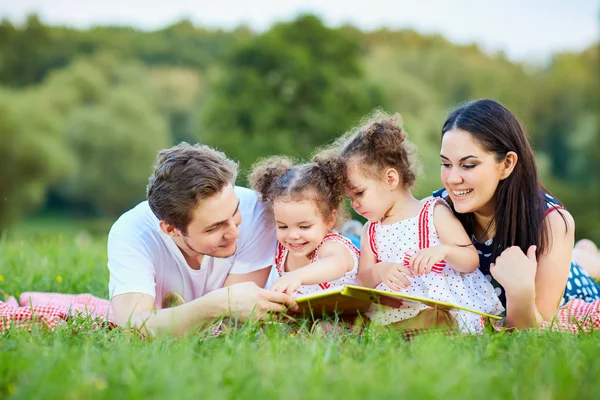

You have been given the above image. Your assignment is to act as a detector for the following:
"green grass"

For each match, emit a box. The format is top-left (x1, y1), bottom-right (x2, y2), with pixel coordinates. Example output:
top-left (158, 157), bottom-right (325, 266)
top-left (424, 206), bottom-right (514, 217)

top-left (1, 232), bottom-right (600, 399)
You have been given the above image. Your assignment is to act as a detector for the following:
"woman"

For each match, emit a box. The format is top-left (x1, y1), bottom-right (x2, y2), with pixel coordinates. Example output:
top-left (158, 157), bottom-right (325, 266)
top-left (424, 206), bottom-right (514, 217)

top-left (433, 99), bottom-right (600, 329)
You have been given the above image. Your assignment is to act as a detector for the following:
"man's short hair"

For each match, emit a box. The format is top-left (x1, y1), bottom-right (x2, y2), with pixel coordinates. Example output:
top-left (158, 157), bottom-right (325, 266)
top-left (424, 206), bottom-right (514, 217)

top-left (147, 143), bottom-right (238, 234)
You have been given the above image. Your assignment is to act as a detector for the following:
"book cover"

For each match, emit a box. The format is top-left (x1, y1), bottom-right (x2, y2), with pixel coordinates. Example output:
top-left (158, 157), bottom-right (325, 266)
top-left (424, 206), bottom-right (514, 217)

top-left (291, 285), bottom-right (502, 320)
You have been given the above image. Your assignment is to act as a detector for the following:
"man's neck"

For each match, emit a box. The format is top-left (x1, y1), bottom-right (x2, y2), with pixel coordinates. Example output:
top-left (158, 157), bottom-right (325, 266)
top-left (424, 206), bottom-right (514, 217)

top-left (183, 251), bottom-right (204, 270)
top-left (173, 236), bottom-right (205, 270)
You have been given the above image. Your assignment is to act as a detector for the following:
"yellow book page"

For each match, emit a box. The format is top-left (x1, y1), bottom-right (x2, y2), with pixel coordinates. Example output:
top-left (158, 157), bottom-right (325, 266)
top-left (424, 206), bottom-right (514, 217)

top-left (291, 285), bottom-right (502, 320)
top-left (342, 285), bottom-right (502, 320)
top-left (292, 287), bottom-right (372, 318)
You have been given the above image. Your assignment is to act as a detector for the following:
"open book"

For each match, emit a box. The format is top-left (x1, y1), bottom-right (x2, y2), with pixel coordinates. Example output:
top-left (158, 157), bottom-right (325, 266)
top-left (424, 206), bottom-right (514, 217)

top-left (290, 285), bottom-right (502, 320)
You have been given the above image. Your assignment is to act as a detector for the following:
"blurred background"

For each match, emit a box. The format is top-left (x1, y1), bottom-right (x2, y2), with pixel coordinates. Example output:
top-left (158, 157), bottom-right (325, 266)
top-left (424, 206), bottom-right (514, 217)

top-left (0, 0), bottom-right (598, 241)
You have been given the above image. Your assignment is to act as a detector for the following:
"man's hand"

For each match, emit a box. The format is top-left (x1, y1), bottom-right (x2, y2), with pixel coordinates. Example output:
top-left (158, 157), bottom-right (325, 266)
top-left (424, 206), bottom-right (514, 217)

top-left (219, 281), bottom-right (298, 320)
top-left (110, 282), bottom-right (298, 338)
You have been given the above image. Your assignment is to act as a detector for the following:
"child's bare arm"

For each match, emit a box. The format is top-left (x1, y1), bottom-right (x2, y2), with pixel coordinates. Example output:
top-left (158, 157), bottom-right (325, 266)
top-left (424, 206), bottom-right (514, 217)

top-left (356, 224), bottom-right (380, 287)
top-left (292, 241), bottom-right (355, 285)
top-left (358, 224), bottom-right (415, 288)
top-left (433, 203), bottom-right (479, 273)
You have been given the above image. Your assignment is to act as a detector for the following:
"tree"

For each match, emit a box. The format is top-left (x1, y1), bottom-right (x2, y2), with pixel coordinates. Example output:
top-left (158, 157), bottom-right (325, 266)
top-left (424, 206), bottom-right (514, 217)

top-left (0, 14), bottom-right (53, 86)
top-left (200, 14), bottom-right (385, 173)
top-left (150, 67), bottom-right (204, 144)
top-left (60, 88), bottom-right (170, 216)
top-left (0, 89), bottom-right (73, 228)
top-left (39, 53), bottom-right (172, 216)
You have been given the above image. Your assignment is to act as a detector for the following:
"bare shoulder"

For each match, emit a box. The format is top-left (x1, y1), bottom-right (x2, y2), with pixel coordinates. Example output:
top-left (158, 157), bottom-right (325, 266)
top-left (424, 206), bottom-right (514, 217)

top-left (318, 240), bottom-right (351, 258)
top-left (432, 201), bottom-right (458, 222)
top-left (361, 221), bottom-right (371, 235)
top-left (545, 208), bottom-right (575, 238)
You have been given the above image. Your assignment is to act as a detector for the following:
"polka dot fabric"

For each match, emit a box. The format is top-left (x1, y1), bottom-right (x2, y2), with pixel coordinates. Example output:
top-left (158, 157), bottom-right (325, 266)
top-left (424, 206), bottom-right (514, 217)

top-left (366, 198), bottom-right (505, 333)
top-left (563, 263), bottom-right (600, 304)
top-left (274, 233), bottom-right (359, 298)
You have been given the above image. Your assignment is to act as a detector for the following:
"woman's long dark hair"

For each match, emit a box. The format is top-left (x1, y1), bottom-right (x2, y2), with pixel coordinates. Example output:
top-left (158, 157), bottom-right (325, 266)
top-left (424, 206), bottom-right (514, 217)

top-left (442, 99), bottom-right (557, 259)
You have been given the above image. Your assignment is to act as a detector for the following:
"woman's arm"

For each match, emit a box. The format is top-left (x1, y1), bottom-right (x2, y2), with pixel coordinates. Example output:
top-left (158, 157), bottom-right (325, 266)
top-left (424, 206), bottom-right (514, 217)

top-left (532, 210), bottom-right (574, 319)
top-left (492, 210), bottom-right (574, 328)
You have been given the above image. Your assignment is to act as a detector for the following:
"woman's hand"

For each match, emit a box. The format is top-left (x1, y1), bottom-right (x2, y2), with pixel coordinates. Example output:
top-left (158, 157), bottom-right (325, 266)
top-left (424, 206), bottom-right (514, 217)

top-left (490, 245), bottom-right (537, 296)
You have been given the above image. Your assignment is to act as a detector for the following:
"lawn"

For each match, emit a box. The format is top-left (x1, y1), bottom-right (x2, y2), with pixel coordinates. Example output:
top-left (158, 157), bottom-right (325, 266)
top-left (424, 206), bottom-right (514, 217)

top-left (1, 227), bottom-right (599, 399)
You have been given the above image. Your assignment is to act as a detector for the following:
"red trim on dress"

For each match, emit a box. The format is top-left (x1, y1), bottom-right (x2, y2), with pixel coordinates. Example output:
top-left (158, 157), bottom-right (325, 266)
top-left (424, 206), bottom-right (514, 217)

top-left (544, 205), bottom-right (564, 217)
top-left (368, 222), bottom-right (379, 262)
top-left (274, 233), bottom-right (359, 277)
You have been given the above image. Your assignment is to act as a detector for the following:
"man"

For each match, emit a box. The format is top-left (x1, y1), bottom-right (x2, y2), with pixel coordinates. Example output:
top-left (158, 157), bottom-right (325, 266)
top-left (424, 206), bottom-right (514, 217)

top-left (108, 143), bottom-right (296, 337)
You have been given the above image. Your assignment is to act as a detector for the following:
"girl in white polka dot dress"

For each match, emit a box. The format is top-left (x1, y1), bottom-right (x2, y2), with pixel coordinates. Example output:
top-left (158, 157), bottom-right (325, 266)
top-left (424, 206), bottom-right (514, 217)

top-left (334, 111), bottom-right (504, 333)
top-left (249, 155), bottom-right (359, 298)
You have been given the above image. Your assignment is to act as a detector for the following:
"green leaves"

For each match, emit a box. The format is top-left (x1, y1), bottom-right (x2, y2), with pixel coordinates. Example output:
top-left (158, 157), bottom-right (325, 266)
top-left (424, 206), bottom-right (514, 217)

top-left (201, 15), bottom-right (384, 176)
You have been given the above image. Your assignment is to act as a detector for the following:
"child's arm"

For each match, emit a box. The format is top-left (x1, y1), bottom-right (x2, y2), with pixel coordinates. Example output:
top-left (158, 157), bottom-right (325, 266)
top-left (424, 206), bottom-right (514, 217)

top-left (357, 224), bottom-right (414, 289)
top-left (357, 224), bottom-right (381, 288)
top-left (296, 241), bottom-right (355, 284)
top-left (271, 241), bottom-right (354, 295)
top-left (434, 203), bottom-right (479, 272)
top-left (410, 203), bottom-right (479, 275)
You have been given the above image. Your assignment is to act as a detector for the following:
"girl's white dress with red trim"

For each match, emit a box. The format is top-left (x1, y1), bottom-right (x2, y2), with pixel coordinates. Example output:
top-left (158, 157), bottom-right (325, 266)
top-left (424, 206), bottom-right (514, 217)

top-left (274, 233), bottom-right (359, 298)
top-left (366, 198), bottom-right (505, 333)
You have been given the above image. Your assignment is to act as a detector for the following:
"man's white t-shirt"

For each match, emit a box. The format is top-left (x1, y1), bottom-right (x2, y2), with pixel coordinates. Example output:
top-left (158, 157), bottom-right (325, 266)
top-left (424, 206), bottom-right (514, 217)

top-left (107, 186), bottom-right (276, 308)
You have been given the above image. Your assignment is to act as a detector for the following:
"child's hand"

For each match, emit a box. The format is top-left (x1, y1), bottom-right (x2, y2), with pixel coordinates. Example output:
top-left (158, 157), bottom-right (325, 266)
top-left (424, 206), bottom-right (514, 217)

top-left (271, 274), bottom-right (303, 296)
top-left (377, 262), bottom-right (414, 290)
top-left (408, 245), bottom-right (448, 276)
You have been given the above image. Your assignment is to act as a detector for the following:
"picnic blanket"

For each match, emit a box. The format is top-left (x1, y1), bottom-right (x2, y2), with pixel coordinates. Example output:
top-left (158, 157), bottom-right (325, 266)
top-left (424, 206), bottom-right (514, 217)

top-left (2, 292), bottom-right (599, 335)
top-left (0, 292), bottom-right (114, 332)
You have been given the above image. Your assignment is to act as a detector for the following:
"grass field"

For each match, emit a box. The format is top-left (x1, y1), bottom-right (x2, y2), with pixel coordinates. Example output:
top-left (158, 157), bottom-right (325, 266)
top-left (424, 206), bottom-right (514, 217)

top-left (1, 226), bottom-right (600, 399)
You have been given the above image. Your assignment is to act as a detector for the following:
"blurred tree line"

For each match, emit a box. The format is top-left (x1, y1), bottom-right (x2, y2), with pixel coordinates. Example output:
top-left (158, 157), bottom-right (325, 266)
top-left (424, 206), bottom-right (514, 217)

top-left (0, 14), bottom-right (598, 241)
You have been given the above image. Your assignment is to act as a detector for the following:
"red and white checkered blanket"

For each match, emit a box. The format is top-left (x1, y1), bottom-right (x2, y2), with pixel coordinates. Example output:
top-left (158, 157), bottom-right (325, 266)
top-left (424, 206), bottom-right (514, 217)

top-left (2, 292), bottom-right (599, 335)
top-left (0, 292), bottom-right (114, 332)
top-left (539, 299), bottom-right (600, 333)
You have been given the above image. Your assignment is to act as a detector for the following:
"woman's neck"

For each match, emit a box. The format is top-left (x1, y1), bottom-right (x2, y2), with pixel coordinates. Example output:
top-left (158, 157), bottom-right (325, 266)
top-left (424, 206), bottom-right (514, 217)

top-left (473, 209), bottom-right (496, 242)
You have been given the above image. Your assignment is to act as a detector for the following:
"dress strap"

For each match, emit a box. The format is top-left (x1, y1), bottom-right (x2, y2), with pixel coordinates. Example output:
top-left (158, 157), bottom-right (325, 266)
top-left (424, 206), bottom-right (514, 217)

top-left (313, 233), bottom-right (360, 262)
top-left (367, 222), bottom-right (380, 262)
top-left (274, 242), bottom-right (286, 276)
top-left (544, 204), bottom-right (565, 217)
top-left (417, 198), bottom-right (448, 273)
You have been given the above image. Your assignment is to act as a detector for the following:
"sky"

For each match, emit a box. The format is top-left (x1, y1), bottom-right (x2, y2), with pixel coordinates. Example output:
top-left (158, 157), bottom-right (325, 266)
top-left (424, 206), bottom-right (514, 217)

top-left (1, 0), bottom-right (598, 62)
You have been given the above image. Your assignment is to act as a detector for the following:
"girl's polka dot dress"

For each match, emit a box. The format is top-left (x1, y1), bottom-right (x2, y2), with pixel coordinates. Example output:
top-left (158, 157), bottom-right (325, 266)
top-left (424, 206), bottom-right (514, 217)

top-left (366, 198), bottom-right (505, 333)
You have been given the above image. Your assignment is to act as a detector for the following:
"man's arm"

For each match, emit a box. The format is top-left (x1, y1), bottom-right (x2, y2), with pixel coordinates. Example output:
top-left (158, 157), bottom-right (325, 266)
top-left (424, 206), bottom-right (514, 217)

top-left (223, 266), bottom-right (271, 288)
top-left (110, 291), bottom-right (222, 337)
top-left (111, 282), bottom-right (297, 338)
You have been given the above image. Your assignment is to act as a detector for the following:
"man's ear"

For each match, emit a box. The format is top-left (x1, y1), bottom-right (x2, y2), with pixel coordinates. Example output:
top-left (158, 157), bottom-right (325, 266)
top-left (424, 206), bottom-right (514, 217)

top-left (500, 151), bottom-right (518, 180)
top-left (159, 220), bottom-right (181, 238)
top-left (385, 168), bottom-right (401, 190)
